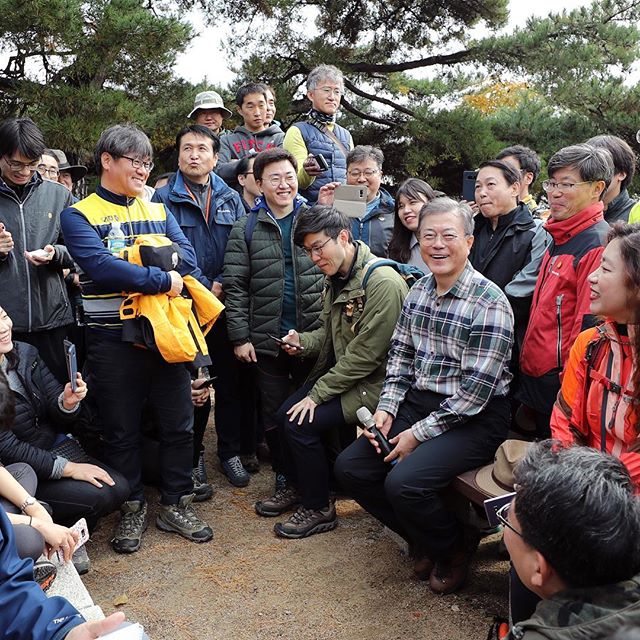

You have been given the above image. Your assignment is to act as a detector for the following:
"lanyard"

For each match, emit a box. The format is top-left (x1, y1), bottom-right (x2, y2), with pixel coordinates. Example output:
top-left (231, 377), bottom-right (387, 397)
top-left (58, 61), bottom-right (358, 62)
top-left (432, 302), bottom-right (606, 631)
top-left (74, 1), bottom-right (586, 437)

top-left (184, 181), bottom-right (212, 224)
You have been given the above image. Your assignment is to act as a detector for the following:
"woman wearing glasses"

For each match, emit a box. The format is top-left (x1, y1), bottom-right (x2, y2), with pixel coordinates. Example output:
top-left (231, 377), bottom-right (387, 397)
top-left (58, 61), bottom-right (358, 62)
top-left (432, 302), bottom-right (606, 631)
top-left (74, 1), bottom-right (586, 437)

top-left (223, 148), bottom-right (324, 496)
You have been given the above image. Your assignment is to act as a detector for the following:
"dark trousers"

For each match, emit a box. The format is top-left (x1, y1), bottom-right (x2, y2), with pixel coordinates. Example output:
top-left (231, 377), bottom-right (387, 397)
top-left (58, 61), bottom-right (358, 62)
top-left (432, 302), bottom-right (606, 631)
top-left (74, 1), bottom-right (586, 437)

top-left (256, 352), bottom-right (314, 473)
top-left (277, 382), bottom-right (351, 510)
top-left (1, 463), bottom-right (45, 560)
top-left (14, 325), bottom-right (73, 385)
top-left (193, 316), bottom-right (257, 462)
top-left (335, 389), bottom-right (509, 560)
top-left (86, 334), bottom-right (194, 505)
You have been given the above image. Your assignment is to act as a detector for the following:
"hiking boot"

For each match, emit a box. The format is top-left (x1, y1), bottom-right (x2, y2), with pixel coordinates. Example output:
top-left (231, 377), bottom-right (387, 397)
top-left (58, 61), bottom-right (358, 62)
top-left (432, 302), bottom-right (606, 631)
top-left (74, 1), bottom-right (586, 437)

top-left (34, 559), bottom-right (57, 591)
top-left (112, 500), bottom-right (148, 554)
top-left (220, 456), bottom-right (250, 487)
top-left (413, 555), bottom-right (434, 581)
top-left (255, 484), bottom-right (302, 517)
top-left (191, 468), bottom-right (214, 502)
top-left (72, 545), bottom-right (91, 575)
top-left (194, 450), bottom-right (208, 484)
top-left (429, 527), bottom-right (481, 594)
top-left (274, 504), bottom-right (338, 539)
top-left (240, 453), bottom-right (260, 474)
top-left (156, 493), bottom-right (213, 543)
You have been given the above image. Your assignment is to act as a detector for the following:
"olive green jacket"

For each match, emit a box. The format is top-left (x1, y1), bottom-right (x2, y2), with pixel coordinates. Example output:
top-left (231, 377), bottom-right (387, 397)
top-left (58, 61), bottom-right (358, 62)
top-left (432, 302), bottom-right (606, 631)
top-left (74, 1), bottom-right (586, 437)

top-left (300, 242), bottom-right (409, 422)
top-left (223, 199), bottom-right (324, 356)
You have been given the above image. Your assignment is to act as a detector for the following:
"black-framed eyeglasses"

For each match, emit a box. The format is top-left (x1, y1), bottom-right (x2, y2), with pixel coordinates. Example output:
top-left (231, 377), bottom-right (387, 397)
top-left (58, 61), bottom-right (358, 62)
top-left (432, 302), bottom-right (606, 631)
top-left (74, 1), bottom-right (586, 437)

top-left (117, 155), bottom-right (154, 172)
top-left (3, 156), bottom-right (39, 172)
top-left (302, 237), bottom-right (333, 258)
top-left (496, 502), bottom-right (523, 538)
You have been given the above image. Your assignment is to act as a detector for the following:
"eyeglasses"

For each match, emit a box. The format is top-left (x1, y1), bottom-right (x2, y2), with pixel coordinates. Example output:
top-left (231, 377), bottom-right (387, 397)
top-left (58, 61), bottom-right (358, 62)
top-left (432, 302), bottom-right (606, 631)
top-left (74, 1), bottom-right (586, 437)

top-left (3, 157), bottom-right (39, 172)
top-left (37, 165), bottom-right (60, 178)
top-left (265, 173), bottom-right (296, 187)
top-left (117, 155), bottom-right (154, 172)
top-left (347, 169), bottom-right (379, 179)
top-left (421, 232), bottom-right (461, 245)
top-left (496, 502), bottom-right (522, 538)
top-left (302, 237), bottom-right (333, 258)
top-left (542, 180), bottom-right (592, 193)
top-left (316, 87), bottom-right (342, 97)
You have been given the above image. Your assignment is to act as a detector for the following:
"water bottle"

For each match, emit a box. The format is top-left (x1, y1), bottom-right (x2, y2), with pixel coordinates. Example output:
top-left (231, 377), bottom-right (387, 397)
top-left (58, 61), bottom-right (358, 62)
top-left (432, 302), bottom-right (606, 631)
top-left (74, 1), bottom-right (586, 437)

top-left (107, 220), bottom-right (126, 255)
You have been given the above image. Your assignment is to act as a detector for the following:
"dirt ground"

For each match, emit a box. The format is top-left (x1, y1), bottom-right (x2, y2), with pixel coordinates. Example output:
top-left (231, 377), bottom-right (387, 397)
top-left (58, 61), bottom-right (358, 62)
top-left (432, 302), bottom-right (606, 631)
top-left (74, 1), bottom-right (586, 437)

top-left (83, 427), bottom-right (509, 640)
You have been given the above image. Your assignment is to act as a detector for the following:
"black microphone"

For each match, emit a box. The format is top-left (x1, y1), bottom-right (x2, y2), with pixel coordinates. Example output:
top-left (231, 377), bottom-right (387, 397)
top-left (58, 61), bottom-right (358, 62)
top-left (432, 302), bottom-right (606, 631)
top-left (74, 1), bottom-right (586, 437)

top-left (356, 407), bottom-right (396, 465)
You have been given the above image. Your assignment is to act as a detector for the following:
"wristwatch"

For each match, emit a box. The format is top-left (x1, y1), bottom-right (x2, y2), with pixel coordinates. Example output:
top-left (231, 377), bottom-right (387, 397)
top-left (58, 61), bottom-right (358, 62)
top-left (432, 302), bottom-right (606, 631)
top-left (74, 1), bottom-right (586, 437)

top-left (20, 496), bottom-right (37, 513)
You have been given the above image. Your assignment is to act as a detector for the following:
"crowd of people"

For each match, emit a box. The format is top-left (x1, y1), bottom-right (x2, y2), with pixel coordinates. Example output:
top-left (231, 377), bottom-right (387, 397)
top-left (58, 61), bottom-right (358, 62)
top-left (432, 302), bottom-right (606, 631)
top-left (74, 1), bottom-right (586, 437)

top-left (1, 62), bottom-right (640, 638)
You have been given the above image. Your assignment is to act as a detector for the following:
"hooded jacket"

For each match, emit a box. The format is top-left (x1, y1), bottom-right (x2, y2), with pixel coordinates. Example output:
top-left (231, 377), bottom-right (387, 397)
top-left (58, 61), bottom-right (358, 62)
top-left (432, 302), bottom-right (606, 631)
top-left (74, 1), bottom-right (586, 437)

top-left (223, 196), bottom-right (324, 356)
top-left (520, 202), bottom-right (609, 379)
top-left (0, 173), bottom-right (75, 333)
top-left (300, 242), bottom-right (409, 422)
top-left (508, 574), bottom-right (640, 639)
top-left (217, 124), bottom-right (285, 182)
top-left (0, 341), bottom-right (79, 479)
top-left (0, 507), bottom-right (83, 639)
top-left (152, 170), bottom-right (245, 288)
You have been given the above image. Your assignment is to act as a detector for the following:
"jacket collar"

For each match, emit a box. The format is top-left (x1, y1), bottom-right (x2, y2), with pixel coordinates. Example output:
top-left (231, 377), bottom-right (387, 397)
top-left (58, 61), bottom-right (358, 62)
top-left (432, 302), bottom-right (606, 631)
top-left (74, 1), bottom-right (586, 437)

top-left (423, 260), bottom-right (476, 299)
top-left (605, 188), bottom-right (635, 221)
top-left (96, 184), bottom-right (137, 207)
top-left (474, 203), bottom-right (534, 234)
top-left (251, 194), bottom-right (307, 219)
top-left (0, 170), bottom-right (42, 201)
top-left (544, 201), bottom-right (604, 244)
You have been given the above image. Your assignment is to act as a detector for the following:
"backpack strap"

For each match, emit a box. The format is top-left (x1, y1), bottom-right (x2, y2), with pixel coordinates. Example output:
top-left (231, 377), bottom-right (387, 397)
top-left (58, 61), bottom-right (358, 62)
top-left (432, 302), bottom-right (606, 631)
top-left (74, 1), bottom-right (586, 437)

top-left (361, 258), bottom-right (395, 290)
top-left (244, 211), bottom-right (258, 247)
top-left (583, 334), bottom-right (610, 453)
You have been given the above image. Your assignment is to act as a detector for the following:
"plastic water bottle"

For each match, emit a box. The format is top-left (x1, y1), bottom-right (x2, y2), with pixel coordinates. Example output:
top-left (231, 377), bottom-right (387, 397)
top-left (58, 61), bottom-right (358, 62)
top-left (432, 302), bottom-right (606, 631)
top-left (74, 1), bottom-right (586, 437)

top-left (107, 220), bottom-right (126, 255)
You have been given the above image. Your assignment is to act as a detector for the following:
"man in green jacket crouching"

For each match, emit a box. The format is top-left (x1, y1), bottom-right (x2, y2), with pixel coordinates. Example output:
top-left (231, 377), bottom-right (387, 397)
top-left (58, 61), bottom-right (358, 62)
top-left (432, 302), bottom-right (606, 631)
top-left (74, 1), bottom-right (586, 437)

top-left (255, 204), bottom-right (409, 539)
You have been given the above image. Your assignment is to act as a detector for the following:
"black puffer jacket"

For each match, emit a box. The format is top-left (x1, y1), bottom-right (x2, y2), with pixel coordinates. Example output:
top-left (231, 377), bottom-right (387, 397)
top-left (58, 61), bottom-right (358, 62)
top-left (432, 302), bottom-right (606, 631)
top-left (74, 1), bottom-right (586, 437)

top-left (223, 198), bottom-right (324, 356)
top-left (0, 341), bottom-right (78, 478)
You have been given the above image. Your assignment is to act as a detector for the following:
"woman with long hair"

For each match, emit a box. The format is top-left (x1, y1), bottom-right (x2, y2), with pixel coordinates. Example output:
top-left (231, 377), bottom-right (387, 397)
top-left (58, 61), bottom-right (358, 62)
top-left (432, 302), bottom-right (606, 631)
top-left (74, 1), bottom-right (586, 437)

top-left (388, 178), bottom-right (439, 271)
top-left (550, 222), bottom-right (640, 483)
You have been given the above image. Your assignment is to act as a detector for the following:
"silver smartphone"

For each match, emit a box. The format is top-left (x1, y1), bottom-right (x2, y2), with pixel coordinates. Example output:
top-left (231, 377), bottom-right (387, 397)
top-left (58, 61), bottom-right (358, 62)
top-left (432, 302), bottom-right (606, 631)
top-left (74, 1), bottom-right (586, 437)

top-left (334, 184), bottom-right (368, 218)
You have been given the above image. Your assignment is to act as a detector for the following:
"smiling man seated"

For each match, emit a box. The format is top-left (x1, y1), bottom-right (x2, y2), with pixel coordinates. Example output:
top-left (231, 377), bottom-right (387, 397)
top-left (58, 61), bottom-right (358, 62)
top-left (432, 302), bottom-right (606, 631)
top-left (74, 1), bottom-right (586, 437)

top-left (335, 196), bottom-right (514, 594)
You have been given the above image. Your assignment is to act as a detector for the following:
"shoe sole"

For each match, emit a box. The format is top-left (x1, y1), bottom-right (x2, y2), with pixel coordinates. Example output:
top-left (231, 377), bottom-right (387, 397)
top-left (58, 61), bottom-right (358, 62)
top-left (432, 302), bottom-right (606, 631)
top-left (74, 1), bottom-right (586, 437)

top-left (273, 518), bottom-right (338, 539)
top-left (155, 516), bottom-right (213, 543)
top-left (255, 500), bottom-right (301, 518)
top-left (37, 572), bottom-right (56, 592)
top-left (111, 520), bottom-right (148, 554)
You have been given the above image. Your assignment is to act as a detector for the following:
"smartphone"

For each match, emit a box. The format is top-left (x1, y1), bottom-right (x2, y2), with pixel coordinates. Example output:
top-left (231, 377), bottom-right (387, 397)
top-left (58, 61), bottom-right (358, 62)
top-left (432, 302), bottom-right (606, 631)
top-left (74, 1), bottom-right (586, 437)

top-left (462, 170), bottom-right (478, 203)
top-left (483, 491), bottom-right (517, 528)
top-left (98, 622), bottom-right (146, 640)
top-left (334, 184), bottom-right (368, 218)
top-left (267, 333), bottom-right (304, 350)
top-left (63, 339), bottom-right (78, 392)
top-left (194, 377), bottom-right (217, 389)
top-left (313, 154), bottom-right (329, 171)
top-left (56, 517), bottom-right (89, 562)
top-left (29, 249), bottom-right (50, 260)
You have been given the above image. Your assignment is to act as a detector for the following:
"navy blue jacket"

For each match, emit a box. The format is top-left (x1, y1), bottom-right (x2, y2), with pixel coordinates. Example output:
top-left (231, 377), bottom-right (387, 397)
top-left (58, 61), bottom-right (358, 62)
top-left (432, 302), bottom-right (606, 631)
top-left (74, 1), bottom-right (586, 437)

top-left (0, 506), bottom-right (83, 638)
top-left (152, 171), bottom-right (246, 288)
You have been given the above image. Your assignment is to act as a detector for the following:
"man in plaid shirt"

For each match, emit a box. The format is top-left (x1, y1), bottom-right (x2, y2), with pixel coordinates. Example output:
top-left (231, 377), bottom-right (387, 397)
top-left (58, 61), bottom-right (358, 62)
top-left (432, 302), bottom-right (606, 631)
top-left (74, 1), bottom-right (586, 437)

top-left (336, 197), bottom-right (514, 595)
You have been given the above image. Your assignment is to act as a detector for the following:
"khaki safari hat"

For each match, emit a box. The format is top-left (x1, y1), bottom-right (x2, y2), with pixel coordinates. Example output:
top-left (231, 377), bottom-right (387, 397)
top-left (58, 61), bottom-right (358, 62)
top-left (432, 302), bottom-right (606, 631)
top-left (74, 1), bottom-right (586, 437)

top-left (473, 439), bottom-right (531, 498)
top-left (188, 91), bottom-right (232, 119)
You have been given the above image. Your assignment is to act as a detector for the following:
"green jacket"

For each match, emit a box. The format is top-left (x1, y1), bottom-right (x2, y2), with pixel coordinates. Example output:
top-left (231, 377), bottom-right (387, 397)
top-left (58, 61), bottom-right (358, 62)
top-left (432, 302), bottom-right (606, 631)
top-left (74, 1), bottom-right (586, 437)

top-left (509, 574), bottom-right (640, 640)
top-left (300, 242), bottom-right (409, 422)
top-left (223, 199), bottom-right (324, 356)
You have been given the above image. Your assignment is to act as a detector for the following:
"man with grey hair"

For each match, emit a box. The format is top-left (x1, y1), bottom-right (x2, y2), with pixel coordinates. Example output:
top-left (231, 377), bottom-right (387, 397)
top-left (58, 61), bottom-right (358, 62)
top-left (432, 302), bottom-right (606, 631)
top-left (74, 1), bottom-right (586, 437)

top-left (284, 64), bottom-right (354, 203)
top-left (188, 89), bottom-right (232, 136)
top-left (336, 196), bottom-right (514, 595)
top-left (518, 143), bottom-right (613, 436)
top-left (61, 123), bottom-right (214, 554)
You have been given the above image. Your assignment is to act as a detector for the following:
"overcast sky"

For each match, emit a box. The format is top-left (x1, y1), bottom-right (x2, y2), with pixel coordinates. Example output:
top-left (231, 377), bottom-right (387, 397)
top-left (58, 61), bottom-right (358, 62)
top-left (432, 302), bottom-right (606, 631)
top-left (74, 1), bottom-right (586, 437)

top-left (173, 0), bottom-right (591, 86)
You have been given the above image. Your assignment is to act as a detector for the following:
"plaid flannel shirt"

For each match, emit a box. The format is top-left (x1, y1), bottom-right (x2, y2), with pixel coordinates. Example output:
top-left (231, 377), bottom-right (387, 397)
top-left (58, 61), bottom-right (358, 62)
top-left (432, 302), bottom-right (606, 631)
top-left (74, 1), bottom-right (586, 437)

top-left (377, 262), bottom-right (514, 442)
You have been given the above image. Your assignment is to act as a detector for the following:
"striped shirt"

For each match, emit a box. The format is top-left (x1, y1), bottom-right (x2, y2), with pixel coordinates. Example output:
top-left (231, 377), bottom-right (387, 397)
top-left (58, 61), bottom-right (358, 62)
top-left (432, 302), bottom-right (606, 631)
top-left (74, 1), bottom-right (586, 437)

top-left (377, 261), bottom-right (514, 441)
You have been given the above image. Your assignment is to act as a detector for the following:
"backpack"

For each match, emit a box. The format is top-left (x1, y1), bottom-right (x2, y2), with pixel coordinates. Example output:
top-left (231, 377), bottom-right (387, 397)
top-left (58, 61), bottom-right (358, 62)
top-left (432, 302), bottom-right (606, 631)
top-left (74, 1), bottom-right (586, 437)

top-left (244, 210), bottom-right (258, 247)
top-left (361, 257), bottom-right (425, 290)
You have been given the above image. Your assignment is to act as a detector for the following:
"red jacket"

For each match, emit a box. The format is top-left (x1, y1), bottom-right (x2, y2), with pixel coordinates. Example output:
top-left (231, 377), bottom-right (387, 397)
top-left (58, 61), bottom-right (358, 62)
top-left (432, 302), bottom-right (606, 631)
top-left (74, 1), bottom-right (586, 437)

top-left (520, 202), bottom-right (609, 378)
top-left (550, 322), bottom-right (640, 486)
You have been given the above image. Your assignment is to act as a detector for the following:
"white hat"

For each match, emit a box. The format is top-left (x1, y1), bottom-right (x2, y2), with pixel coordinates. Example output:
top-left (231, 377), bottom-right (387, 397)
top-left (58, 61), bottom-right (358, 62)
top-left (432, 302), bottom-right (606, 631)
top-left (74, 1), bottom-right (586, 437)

top-left (188, 91), bottom-right (232, 119)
